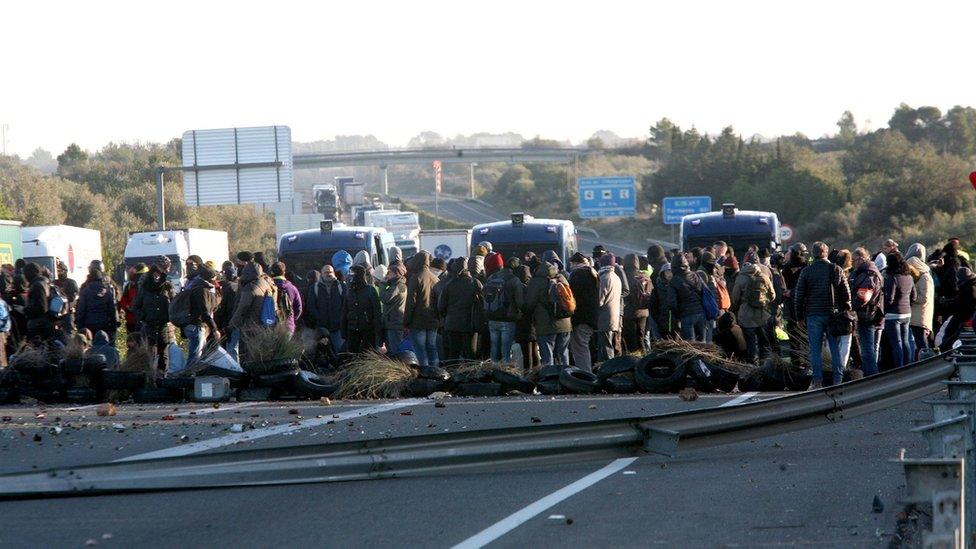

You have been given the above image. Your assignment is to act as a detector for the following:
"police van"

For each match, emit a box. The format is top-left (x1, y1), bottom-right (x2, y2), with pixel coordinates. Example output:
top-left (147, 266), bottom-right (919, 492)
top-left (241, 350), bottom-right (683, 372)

top-left (277, 221), bottom-right (395, 288)
top-left (680, 203), bottom-right (781, 257)
top-left (471, 213), bottom-right (578, 267)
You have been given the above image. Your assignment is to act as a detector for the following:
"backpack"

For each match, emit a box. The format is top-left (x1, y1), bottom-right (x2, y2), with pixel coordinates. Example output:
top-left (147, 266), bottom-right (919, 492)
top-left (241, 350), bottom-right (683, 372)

top-left (483, 275), bottom-right (510, 321)
top-left (0, 299), bottom-right (9, 333)
top-left (275, 283), bottom-right (293, 323)
top-left (260, 291), bottom-right (278, 327)
top-left (714, 277), bottom-right (731, 310)
top-left (633, 273), bottom-right (652, 309)
top-left (697, 274), bottom-right (720, 321)
top-left (548, 279), bottom-right (576, 319)
top-left (167, 289), bottom-right (193, 328)
top-left (48, 284), bottom-right (67, 319)
top-left (746, 273), bottom-right (770, 310)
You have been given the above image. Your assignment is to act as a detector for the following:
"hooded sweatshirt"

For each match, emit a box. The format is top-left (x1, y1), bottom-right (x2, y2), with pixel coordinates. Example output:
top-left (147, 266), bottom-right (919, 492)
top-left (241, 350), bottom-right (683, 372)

top-left (667, 255), bottom-right (704, 318)
top-left (647, 245), bottom-right (668, 276)
top-left (404, 251), bottom-right (440, 330)
top-left (906, 257), bottom-right (934, 331)
top-left (622, 253), bottom-right (650, 320)
top-left (229, 263), bottom-right (277, 330)
top-left (524, 262), bottom-right (572, 336)
top-left (331, 250), bottom-right (354, 280)
top-left (76, 272), bottom-right (117, 330)
top-left (389, 246), bottom-right (404, 266)
top-left (437, 258), bottom-right (483, 332)
top-left (89, 330), bottom-right (120, 368)
top-left (730, 263), bottom-right (774, 329)
top-left (597, 260), bottom-right (622, 332)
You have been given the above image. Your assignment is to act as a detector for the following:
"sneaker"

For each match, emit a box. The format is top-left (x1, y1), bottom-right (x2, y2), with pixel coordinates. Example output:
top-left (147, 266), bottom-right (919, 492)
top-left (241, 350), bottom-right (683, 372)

top-left (809, 379), bottom-right (823, 390)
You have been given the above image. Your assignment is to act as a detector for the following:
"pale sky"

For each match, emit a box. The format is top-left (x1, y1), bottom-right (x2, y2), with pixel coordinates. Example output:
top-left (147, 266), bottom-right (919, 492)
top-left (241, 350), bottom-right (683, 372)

top-left (2, 0), bottom-right (975, 158)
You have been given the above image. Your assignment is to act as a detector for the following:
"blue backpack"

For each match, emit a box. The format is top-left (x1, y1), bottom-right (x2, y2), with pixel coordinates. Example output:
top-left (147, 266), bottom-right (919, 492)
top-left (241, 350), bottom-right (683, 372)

top-left (0, 299), bottom-right (9, 333)
top-left (697, 274), bottom-right (720, 321)
top-left (259, 292), bottom-right (278, 327)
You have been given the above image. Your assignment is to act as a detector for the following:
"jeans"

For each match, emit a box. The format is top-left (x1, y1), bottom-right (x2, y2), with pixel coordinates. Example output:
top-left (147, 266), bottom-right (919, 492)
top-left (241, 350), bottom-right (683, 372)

top-left (885, 318), bottom-right (912, 369)
top-left (680, 313), bottom-right (707, 342)
top-left (410, 329), bottom-right (439, 367)
top-left (806, 315), bottom-right (842, 384)
top-left (538, 332), bottom-right (570, 365)
top-left (570, 324), bottom-right (595, 372)
top-left (837, 334), bottom-right (852, 373)
top-left (742, 326), bottom-right (769, 364)
top-left (857, 324), bottom-right (880, 376)
top-left (185, 324), bottom-right (206, 364)
top-left (910, 326), bottom-right (929, 360)
top-left (488, 321), bottom-right (516, 363)
top-left (226, 328), bottom-right (241, 365)
top-left (386, 329), bottom-right (403, 353)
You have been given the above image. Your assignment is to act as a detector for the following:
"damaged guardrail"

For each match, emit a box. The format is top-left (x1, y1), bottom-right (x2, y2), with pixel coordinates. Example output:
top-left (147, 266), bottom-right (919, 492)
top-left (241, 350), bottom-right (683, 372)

top-left (0, 352), bottom-right (958, 499)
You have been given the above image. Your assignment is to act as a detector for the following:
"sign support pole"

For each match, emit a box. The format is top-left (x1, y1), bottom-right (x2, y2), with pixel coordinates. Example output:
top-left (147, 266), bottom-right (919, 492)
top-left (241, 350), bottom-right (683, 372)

top-left (156, 168), bottom-right (166, 230)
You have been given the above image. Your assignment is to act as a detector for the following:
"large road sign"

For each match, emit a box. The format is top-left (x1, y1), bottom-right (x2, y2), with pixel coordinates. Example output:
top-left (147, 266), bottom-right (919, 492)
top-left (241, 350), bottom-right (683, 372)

top-left (662, 196), bottom-right (711, 225)
top-left (578, 176), bottom-right (637, 218)
top-left (182, 125), bottom-right (293, 206)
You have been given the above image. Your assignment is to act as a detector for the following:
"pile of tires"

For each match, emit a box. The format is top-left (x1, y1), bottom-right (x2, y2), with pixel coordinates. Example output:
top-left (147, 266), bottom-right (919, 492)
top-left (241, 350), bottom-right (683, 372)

top-left (739, 359), bottom-right (813, 391)
top-left (634, 353), bottom-right (687, 393)
top-left (534, 365), bottom-right (563, 395)
top-left (596, 356), bottom-right (639, 394)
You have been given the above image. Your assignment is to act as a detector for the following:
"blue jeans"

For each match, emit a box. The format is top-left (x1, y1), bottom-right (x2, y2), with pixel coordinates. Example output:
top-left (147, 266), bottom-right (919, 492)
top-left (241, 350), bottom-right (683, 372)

top-left (185, 324), bottom-right (206, 364)
top-left (489, 321), bottom-right (516, 363)
top-left (885, 318), bottom-right (912, 369)
top-left (806, 315), bottom-right (842, 384)
top-left (386, 329), bottom-right (403, 353)
top-left (538, 332), bottom-right (570, 365)
top-left (225, 328), bottom-right (241, 364)
top-left (857, 324), bottom-right (881, 376)
top-left (680, 313), bottom-right (707, 342)
top-left (410, 329), bottom-right (439, 367)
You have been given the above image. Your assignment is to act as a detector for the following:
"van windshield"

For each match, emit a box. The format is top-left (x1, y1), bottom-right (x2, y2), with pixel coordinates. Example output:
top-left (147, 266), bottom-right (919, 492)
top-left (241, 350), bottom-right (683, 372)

top-left (124, 255), bottom-right (183, 279)
top-left (489, 242), bottom-right (562, 264)
top-left (279, 249), bottom-right (367, 288)
top-left (23, 256), bottom-right (56, 276)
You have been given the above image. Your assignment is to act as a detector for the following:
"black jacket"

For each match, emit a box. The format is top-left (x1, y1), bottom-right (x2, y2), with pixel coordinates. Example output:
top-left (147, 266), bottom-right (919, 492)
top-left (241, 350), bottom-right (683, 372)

top-left (134, 270), bottom-right (173, 327)
top-left (569, 265), bottom-right (599, 329)
top-left (438, 268), bottom-right (483, 333)
top-left (623, 254), bottom-right (650, 320)
top-left (794, 259), bottom-right (851, 319)
top-left (189, 280), bottom-right (219, 333)
top-left (76, 276), bottom-right (117, 329)
top-left (215, 280), bottom-right (238, 330)
top-left (667, 257), bottom-right (704, 318)
top-left (340, 278), bottom-right (381, 336)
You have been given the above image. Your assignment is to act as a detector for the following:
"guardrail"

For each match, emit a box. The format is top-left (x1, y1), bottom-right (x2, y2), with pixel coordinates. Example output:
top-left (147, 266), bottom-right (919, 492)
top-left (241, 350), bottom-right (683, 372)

top-left (0, 352), bottom-right (957, 499)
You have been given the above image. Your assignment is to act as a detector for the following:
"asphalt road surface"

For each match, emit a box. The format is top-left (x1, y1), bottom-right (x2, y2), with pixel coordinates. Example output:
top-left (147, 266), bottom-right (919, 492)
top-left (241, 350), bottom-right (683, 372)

top-left (0, 389), bottom-right (936, 548)
top-left (398, 194), bottom-right (664, 257)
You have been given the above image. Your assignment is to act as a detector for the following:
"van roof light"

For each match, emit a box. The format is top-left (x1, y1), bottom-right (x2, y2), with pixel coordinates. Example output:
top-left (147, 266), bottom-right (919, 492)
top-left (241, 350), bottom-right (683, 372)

top-left (722, 203), bottom-right (737, 218)
top-left (320, 220), bottom-right (333, 233)
top-left (511, 213), bottom-right (525, 227)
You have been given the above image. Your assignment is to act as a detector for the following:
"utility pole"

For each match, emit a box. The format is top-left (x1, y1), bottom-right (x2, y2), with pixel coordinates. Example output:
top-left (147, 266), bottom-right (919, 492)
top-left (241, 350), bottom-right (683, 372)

top-left (1, 124), bottom-right (8, 155)
top-left (381, 165), bottom-right (389, 196)
top-left (469, 162), bottom-right (477, 199)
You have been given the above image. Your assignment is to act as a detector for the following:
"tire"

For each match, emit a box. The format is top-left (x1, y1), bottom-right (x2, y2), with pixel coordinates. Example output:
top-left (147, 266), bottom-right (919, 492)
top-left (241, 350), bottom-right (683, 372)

top-left (558, 368), bottom-right (600, 394)
top-left (237, 387), bottom-right (275, 402)
top-left (738, 372), bottom-right (763, 392)
top-left (451, 371), bottom-right (493, 384)
top-left (596, 355), bottom-right (640, 380)
top-left (292, 370), bottom-right (339, 398)
top-left (759, 361), bottom-right (788, 391)
top-left (61, 354), bottom-right (108, 376)
top-left (393, 351), bottom-right (420, 367)
top-left (255, 369), bottom-right (301, 389)
top-left (634, 353), bottom-right (686, 393)
top-left (197, 365), bottom-right (245, 381)
top-left (65, 387), bottom-right (98, 404)
top-left (604, 373), bottom-right (637, 394)
top-left (535, 365), bottom-right (562, 382)
top-left (133, 387), bottom-right (176, 403)
top-left (101, 369), bottom-right (145, 391)
top-left (686, 359), bottom-right (716, 392)
top-left (455, 382), bottom-right (503, 397)
top-left (157, 377), bottom-right (195, 390)
top-left (536, 379), bottom-right (561, 395)
top-left (407, 378), bottom-right (447, 397)
top-left (491, 369), bottom-right (535, 393)
top-left (242, 357), bottom-right (299, 375)
top-left (706, 363), bottom-right (741, 393)
top-left (418, 365), bottom-right (451, 382)
top-left (783, 367), bottom-right (813, 391)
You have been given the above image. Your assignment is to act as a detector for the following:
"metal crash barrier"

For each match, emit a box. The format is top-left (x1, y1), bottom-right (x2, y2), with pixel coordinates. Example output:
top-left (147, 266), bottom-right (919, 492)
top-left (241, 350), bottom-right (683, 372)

top-left (0, 347), bottom-right (959, 500)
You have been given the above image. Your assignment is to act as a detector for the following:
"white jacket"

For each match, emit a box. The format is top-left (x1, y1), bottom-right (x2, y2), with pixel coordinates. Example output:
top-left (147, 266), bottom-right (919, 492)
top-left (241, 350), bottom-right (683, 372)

top-left (907, 257), bottom-right (934, 332)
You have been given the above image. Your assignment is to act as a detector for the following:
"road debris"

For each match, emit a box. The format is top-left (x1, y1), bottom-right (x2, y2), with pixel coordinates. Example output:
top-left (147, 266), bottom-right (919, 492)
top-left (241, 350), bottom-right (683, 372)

top-left (49, 426), bottom-right (63, 435)
top-left (230, 424), bottom-right (245, 433)
top-left (96, 404), bottom-right (116, 417)
top-left (320, 397), bottom-right (331, 406)
top-left (872, 495), bottom-right (884, 513)
top-left (530, 417), bottom-right (542, 423)
top-left (32, 433), bottom-right (42, 442)
top-left (678, 387), bottom-right (698, 401)
top-left (112, 423), bottom-right (126, 431)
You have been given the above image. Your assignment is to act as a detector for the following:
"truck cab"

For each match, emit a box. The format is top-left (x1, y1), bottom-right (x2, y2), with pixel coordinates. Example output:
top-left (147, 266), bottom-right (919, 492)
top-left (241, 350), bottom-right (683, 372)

top-left (277, 222), bottom-right (395, 289)
top-left (471, 214), bottom-right (578, 268)
top-left (123, 231), bottom-right (189, 287)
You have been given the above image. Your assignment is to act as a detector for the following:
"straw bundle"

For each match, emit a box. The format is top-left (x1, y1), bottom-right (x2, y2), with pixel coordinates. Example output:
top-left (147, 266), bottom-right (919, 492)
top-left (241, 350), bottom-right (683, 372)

top-left (334, 351), bottom-right (417, 399)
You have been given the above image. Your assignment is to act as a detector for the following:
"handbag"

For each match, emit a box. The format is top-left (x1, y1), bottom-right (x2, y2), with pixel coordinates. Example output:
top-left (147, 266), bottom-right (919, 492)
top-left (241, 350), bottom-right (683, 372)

top-left (828, 269), bottom-right (855, 337)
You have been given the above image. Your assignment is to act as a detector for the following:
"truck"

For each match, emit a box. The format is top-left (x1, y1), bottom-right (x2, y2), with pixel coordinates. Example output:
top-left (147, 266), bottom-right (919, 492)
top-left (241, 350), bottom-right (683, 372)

top-left (471, 213), bottom-right (578, 267)
top-left (21, 225), bottom-right (102, 284)
top-left (366, 211), bottom-right (421, 259)
top-left (335, 176), bottom-right (365, 212)
top-left (312, 184), bottom-right (341, 221)
top-left (0, 220), bottom-right (23, 267)
top-left (277, 222), bottom-right (395, 289)
top-left (419, 229), bottom-right (472, 263)
top-left (123, 229), bottom-right (229, 290)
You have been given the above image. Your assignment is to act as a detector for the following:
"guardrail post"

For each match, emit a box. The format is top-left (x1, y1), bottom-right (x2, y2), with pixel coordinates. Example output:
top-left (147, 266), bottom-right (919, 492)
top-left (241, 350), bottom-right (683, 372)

top-left (912, 415), bottom-right (973, 459)
top-left (898, 459), bottom-right (966, 547)
top-left (957, 360), bottom-right (976, 383)
top-left (946, 382), bottom-right (976, 402)
top-left (639, 425), bottom-right (679, 457)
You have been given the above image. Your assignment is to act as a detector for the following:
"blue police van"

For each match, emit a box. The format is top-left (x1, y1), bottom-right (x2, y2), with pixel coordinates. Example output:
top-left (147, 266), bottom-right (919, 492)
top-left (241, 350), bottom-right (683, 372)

top-left (471, 213), bottom-right (578, 267)
top-left (680, 203), bottom-right (781, 257)
top-left (278, 221), bottom-right (395, 288)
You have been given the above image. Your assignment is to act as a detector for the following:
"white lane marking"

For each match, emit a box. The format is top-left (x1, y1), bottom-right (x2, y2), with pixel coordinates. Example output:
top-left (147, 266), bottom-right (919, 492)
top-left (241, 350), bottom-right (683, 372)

top-left (720, 391), bottom-right (759, 407)
top-left (452, 457), bottom-right (637, 549)
top-left (172, 402), bottom-right (260, 417)
top-left (116, 399), bottom-right (425, 462)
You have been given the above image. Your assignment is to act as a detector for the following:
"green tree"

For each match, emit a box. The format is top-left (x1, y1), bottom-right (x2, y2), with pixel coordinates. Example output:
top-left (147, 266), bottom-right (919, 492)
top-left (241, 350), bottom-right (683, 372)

top-left (836, 111), bottom-right (857, 149)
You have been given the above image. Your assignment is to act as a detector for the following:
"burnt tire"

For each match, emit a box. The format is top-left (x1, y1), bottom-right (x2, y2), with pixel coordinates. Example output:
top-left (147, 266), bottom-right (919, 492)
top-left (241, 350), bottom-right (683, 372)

top-left (536, 379), bottom-right (562, 395)
top-left (255, 369), bottom-right (301, 389)
top-left (418, 365), bottom-right (451, 382)
top-left (558, 367), bottom-right (600, 394)
top-left (455, 382), bottom-right (503, 397)
top-left (101, 369), bottom-right (145, 391)
top-left (596, 355), bottom-right (640, 380)
top-left (535, 365), bottom-right (563, 382)
top-left (634, 353), bottom-right (686, 393)
top-left (706, 363), bottom-right (742, 393)
top-left (491, 369), bottom-right (535, 393)
top-left (292, 370), bottom-right (339, 398)
top-left (61, 354), bottom-right (108, 376)
top-left (407, 378), bottom-right (447, 397)
top-left (604, 373), bottom-right (637, 394)
top-left (783, 367), bottom-right (813, 391)
top-left (686, 359), bottom-right (716, 392)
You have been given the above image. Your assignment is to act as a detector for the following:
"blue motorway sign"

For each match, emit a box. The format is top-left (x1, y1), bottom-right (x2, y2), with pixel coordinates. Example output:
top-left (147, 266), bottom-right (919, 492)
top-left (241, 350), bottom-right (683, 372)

top-left (662, 195), bottom-right (712, 225)
top-left (578, 176), bottom-right (637, 219)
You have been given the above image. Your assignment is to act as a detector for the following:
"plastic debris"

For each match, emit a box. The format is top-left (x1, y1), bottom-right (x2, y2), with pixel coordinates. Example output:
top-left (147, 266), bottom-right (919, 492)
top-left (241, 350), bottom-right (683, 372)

top-left (230, 424), bottom-right (244, 433)
top-left (320, 397), bottom-right (331, 406)
top-left (112, 423), bottom-right (125, 431)
top-left (678, 388), bottom-right (698, 401)
top-left (49, 426), bottom-right (63, 435)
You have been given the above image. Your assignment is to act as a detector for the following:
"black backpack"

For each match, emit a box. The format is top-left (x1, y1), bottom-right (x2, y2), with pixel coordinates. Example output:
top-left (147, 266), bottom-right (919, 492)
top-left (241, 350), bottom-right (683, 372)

top-left (483, 275), bottom-right (509, 321)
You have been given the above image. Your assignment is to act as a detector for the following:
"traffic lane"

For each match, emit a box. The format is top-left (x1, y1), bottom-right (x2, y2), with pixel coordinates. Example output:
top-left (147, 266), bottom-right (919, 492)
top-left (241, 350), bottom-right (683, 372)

top-left (0, 393), bottom-right (766, 474)
top-left (480, 397), bottom-right (935, 548)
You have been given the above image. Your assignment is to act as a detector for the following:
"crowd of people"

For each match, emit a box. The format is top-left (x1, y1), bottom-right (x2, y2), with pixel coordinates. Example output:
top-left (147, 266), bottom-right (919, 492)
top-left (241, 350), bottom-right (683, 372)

top-left (0, 236), bottom-right (971, 391)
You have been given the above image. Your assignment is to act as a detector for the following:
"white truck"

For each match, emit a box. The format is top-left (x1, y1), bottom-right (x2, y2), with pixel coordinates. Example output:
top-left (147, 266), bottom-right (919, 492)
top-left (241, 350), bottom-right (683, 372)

top-left (22, 225), bottom-right (103, 284)
top-left (124, 229), bottom-right (229, 289)
top-left (419, 229), bottom-right (472, 262)
top-left (366, 211), bottom-right (421, 259)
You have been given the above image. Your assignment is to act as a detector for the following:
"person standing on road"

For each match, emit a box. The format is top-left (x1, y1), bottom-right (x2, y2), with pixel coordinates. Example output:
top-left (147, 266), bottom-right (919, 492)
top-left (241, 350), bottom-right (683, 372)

top-left (483, 254), bottom-right (523, 364)
top-left (437, 257), bottom-right (483, 361)
top-left (119, 264), bottom-right (147, 335)
top-left (308, 265), bottom-right (346, 354)
top-left (622, 253), bottom-right (651, 354)
top-left (404, 250), bottom-right (440, 367)
top-left (341, 265), bottom-right (382, 353)
top-left (23, 263), bottom-right (54, 342)
top-left (596, 254), bottom-right (622, 362)
top-left (53, 261), bottom-right (79, 335)
top-left (568, 253), bottom-right (598, 372)
top-left (850, 248), bottom-right (884, 375)
top-left (905, 243), bottom-right (934, 356)
top-left (882, 252), bottom-right (916, 369)
top-left (667, 254), bottom-right (707, 342)
top-left (513, 264), bottom-right (540, 372)
top-left (731, 261), bottom-right (774, 364)
top-left (75, 267), bottom-right (119, 346)
top-left (379, 263), bottom-right (407, 353)
top-left (645, 245), bottom-right (669, 340)
top-left (228, 262), bottom-right (278, 347)
top-left (524, 260), bottom-right (572, 365)
top-left (133, 257), bottom-right (174, 371)
top-left (794, 242), bottom-right (851, 388)
top-left (186, 266), bottom-right (219, 363)
top-left (830, 249), bottom-right (855, 371)
top-left (270, 262), bottom-right (303, 336)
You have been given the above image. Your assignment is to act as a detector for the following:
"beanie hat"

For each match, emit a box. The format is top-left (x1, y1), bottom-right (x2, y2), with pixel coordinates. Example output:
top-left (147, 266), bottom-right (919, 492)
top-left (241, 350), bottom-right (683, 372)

top-left (372, 264), bottom-right (388, 282)
top-left (570, 252), bottom-right (587, 265)
top-left (237, 251), bottom-right (254, 263)
top-left (484, 252), bottom-right (504, 275)
top-left (598, 253), bottom-right (616, 268)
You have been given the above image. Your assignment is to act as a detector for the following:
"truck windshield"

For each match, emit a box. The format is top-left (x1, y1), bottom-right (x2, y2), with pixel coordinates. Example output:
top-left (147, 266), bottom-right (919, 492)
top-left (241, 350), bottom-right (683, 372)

top-left (23, 256), bottom-right (56, 275)
top-left (124, 255), bottom-right (183, 279)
